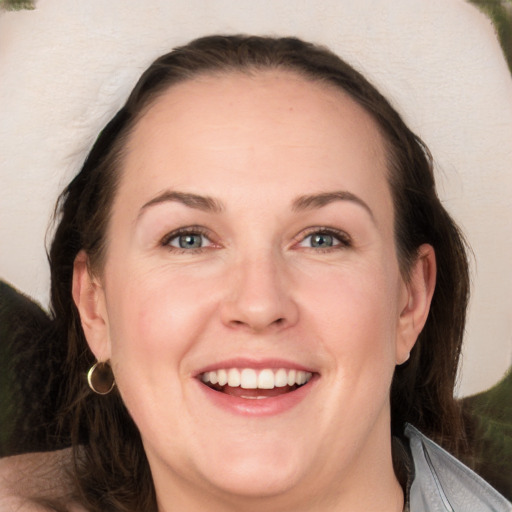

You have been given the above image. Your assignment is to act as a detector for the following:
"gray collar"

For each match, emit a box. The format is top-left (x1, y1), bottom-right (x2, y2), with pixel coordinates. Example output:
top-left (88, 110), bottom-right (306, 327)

top-left (405, 424), bottom-right (511, 512)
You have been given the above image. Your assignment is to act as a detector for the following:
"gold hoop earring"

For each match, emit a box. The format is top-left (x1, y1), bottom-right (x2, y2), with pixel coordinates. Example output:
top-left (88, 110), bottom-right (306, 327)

top-left (87, 361), bottom-right (115, 395)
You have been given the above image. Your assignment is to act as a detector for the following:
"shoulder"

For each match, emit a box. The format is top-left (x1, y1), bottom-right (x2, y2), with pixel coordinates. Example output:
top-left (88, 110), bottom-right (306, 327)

top-left (0, 448), bottom-right (86, 512)
top-left (405, 424), bottom-right (512, 512)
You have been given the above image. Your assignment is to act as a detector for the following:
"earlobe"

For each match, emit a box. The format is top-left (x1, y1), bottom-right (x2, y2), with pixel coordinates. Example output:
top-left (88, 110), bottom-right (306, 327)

top-left (396, 244), bottom-right (436, 364)
top-left (72, 250), bottom-right (111, 361)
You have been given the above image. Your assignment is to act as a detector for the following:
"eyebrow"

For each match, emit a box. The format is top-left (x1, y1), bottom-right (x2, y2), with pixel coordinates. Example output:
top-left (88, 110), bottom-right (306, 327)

top-left (292, 191), bottom-right (375, 222)
top-left (140, 190), bottom-right (224, 215)
top-left (139, 189), bottom-right (374, 221)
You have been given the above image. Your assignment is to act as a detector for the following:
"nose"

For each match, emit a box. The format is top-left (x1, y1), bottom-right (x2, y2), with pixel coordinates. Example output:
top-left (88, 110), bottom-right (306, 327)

top-left (220, 253), bottom-right (299, 333)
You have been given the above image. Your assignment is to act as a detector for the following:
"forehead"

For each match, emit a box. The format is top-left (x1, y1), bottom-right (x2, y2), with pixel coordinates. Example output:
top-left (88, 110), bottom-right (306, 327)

top-left (118, 70), bottom-right (391, 212)
top-left (134, 70), bottom-right (384, 148)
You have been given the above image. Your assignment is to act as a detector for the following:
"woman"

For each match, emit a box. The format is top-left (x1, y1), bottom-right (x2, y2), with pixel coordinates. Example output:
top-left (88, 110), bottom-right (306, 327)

top-left (1, 35), bottom-right (510, 511)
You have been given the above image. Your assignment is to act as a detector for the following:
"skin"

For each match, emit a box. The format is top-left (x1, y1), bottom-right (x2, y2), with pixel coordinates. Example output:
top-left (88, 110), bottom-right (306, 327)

top-left (73, 71), bottom-right (435, 511)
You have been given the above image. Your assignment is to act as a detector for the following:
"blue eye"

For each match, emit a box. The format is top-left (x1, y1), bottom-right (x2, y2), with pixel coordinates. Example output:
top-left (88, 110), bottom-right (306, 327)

top-left (308, 233), bottom-right (334, 248)
top-left (173, 233), bottom-right (204, 249)
top-left (162, 229), bottom-right (212, 251)
top-left (298, 229), bottom-right (350, 250)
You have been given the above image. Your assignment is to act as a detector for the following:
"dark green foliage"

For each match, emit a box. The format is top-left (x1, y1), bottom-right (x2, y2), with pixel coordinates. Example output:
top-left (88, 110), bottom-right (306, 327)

top-left (0, 280), bottom-right (69, 456)
top-left (468, 0), bottom-right (512, 73)
top-left (462, 369), bottom-right (512, 500)
top-left (0, 0), bottom-right (35, 10)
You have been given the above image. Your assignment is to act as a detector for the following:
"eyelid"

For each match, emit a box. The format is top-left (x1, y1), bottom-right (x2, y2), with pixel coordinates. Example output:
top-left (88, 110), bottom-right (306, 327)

top-left (294, 227), bottom-right (352, 249)
top-left (160, 225), bottom-right (217, 251)
top-left (158, 225), bottom-right (351, 253)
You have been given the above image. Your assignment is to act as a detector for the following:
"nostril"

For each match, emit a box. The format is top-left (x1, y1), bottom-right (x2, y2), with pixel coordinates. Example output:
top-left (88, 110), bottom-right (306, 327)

top-left (228, 316), bottom-right (286, 331)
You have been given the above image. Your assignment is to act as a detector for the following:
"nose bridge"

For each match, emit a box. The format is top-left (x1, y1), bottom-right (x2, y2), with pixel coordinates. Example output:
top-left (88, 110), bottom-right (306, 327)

top-left (221, 246), bottom-right (298, 332)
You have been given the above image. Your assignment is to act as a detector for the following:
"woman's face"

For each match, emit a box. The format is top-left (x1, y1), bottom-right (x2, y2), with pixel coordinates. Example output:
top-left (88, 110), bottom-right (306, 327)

top-left (77, 71), bottom-right (430, 509)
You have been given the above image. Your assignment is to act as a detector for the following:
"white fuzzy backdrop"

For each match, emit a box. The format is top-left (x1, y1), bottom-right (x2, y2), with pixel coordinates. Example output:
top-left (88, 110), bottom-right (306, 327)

top-left (0, 0), bottom-right (511, 397)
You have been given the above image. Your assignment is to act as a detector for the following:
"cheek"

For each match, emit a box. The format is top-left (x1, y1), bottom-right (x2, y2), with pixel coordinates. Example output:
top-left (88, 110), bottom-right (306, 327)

top-left (104, 267), bottom-right (214, 375)
top-left (110, 283), bottom-right (169, 352)
top-left (302, 258), bottom-right (401, 371)
top-left (288, 260), bottom-right (402, 455)
top-left (102, 270), bottom-right (210, 431)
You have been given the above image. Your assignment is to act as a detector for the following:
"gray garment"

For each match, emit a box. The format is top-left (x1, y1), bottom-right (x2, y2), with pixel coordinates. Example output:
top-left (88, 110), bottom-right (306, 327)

top-left (405, 424), bottom-right (512, 512)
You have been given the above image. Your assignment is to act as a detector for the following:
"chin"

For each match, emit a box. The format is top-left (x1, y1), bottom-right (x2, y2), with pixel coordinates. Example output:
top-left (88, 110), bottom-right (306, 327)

top-left (194, 438), bottom-right (309, 499)
top-left (203, 462), bottom-right (302, 499)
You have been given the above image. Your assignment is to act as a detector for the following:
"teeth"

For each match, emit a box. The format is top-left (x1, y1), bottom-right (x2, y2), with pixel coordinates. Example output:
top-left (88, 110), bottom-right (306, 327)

top-left (275, 368), bottom-right (288, 387)
top-left (228, 368), bottom-right (240, 387)
top-left (258, 369), bottom-right (275, 389)
top-left (200, 368), bottom-right (313, 389)
top-left (240, 369), bottom-right (258, 389)
top-left (217, 369), bottom-right (228, 386)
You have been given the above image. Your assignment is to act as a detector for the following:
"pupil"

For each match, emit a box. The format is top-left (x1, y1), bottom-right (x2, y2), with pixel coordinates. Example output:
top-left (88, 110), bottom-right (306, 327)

top-left (179, 234), bottom-right (202, 249)
top-left (312, 234), bottom-right (333, 247)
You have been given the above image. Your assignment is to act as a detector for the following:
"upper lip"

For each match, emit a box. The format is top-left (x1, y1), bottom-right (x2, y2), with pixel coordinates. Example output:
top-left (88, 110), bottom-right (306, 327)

top-left (194, 357), bottom-right (317, 378)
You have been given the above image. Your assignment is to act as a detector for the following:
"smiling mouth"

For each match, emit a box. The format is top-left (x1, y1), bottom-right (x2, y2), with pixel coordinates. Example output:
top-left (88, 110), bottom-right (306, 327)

top-left (199, 368), bottom-right (313, 399)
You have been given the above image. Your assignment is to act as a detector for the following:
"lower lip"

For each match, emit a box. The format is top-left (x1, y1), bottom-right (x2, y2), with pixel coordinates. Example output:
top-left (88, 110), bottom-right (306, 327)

top-left (195, 376), bottom-right (318, 417)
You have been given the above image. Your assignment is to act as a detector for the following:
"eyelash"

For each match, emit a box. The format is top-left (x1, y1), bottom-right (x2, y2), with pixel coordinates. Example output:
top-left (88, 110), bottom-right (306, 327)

top-left (295, 227), bottom-right (352, 252)
top-left (159, 226), bottom-right (352, 254)
top-left (160, 226), bottom-right (214, 254)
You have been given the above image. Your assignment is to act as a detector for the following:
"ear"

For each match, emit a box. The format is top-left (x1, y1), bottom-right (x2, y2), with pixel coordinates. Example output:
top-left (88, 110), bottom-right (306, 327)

top-left (72, 250), bottom-right (111, 361)
top-left (396, 244), bottom-right (436, 364)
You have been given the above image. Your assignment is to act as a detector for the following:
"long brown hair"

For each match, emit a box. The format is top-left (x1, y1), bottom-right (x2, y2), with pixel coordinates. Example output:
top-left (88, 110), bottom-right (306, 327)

top-left (49, 35), bottom-right (470, 511)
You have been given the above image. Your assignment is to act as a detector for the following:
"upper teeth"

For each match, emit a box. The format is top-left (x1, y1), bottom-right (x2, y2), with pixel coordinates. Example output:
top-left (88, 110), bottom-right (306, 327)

top-left (200, 368), bottom-right (312, 389)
